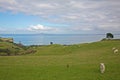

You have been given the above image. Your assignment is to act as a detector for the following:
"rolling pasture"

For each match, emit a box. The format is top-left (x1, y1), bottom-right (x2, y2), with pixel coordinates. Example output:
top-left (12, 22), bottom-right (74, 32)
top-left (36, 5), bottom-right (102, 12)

top-left (0, 40), bottom-right (120, 80)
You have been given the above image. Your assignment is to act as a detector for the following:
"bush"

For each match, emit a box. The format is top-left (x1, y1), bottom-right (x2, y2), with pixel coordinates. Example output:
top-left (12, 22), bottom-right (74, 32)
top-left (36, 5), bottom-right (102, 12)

top-left (106, 33), bottom-right (114, 39)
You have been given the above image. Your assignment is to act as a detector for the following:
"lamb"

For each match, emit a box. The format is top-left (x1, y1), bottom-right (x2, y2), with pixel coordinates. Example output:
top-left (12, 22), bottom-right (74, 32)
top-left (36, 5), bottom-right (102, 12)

top-left (100, 63), bottom-right (105, 73)
top-left (112, 47), bottom-right (119, 54)
top-left (112, 47), bottom-right (116, 51)
top-left (114, 49), bottom-right (119, 54)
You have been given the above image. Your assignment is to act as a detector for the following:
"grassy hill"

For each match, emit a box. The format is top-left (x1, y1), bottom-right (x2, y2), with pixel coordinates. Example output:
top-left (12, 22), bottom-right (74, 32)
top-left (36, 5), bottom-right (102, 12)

top-left (0, 40), bottom-right (120, 80)
top-left (0, 42), bottom-right (36, 56)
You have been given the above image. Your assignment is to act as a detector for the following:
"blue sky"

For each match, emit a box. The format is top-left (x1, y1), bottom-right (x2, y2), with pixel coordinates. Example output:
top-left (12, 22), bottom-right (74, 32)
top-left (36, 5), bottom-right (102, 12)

top-left (0, 0), bottom-right (120, 34)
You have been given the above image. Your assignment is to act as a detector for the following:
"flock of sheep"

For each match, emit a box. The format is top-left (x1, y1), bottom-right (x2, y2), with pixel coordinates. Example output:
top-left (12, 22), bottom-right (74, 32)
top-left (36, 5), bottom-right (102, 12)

top-left (100, 47), bottom-right (119, 73)
top-left (66, 47), bottom-right (119, 74)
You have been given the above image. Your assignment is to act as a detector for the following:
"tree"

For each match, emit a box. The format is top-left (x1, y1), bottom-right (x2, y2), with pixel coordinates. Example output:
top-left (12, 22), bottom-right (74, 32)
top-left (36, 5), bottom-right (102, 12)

top-left (50, 42), bottom-right (53, 45)
top-left (106, 33), bottom-right (114, 39)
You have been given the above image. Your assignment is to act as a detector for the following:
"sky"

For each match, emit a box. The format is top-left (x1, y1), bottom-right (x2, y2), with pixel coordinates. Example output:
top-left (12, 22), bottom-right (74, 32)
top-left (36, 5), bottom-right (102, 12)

top-left (0, 0), bottom-right (120, 34)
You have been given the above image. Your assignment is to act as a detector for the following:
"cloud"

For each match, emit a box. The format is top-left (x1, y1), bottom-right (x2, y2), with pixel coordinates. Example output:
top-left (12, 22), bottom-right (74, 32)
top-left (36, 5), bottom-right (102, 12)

top-left (0, 0), bottom-right (120, 33)
top-left (70, 25), bottom-right (93, 31)
top-left (98, 23), bottom-right (120, 31)
top-left (27, 24), bottom-right (57, 31)
top-left (70, 1), bottom-right (100, 9)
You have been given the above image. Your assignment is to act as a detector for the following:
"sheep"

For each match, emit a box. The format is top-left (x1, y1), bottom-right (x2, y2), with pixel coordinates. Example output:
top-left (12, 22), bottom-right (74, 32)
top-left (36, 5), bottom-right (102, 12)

top-left (100, 63), bottom-right (105, 73)
top-left (112, 47), bottom-right (116, 51)
top-left (114, 49), bottom-right (119, 54)
top-left (112, 47), bottom-right (119, 54)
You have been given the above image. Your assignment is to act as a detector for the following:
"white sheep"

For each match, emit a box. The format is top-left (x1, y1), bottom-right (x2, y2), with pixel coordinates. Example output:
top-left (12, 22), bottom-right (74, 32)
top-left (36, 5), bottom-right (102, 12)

top-left (100, 63), bottom-right (105, 73)
top-left (114, 49), bottom-right (119, 54)
top-left (112, 47), bottom-right (116, 51)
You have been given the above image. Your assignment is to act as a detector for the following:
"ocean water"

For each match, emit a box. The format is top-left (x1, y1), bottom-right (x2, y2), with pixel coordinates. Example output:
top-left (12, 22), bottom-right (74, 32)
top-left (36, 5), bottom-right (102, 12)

top-left (0, 34), bottom-right (120, 46)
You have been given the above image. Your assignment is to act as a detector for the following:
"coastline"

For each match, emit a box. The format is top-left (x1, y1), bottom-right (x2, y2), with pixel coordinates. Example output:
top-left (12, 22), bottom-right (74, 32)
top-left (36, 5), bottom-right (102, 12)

top-left (0, 34), bottom-right (120, 46)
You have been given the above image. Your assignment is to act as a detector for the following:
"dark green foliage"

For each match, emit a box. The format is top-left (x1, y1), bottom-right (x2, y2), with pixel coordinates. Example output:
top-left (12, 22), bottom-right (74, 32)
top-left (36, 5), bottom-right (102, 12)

top-left (50, 42), bottom-right (53, 45)
top-left (106, 33), bottom-right (114, 39)
top-left (0, 49), bottom-right (10, 56)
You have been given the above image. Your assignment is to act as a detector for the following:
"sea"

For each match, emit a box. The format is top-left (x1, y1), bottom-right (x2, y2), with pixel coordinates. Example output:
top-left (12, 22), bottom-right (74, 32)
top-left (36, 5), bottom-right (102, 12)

top-left (0, 34), bottom-right (120, 46)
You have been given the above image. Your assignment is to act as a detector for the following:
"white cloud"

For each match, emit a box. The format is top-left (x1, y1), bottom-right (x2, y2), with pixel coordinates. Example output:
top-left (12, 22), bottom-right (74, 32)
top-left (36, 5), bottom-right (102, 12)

top-left (27, 24), bottom-right (57, 31)
top-left (98, 23), bottom-right (120, 31)
top-left (0, 0), bottom-right (120, 33)
top-left (70, 1), bottom-right (99, 9)
top-left (0, 0), bottom-right (16, 4)
top-left (33, 3), bottom-right (55, 9)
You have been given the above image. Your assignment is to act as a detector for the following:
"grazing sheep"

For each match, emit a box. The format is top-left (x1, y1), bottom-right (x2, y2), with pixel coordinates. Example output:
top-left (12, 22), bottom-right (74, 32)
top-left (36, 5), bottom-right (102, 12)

top-left (112, 47), bottom-right (116, 51)
top-left (100, 63), bottom-right (105, 73)
top-left (114, 49), bottom-right (119, 54)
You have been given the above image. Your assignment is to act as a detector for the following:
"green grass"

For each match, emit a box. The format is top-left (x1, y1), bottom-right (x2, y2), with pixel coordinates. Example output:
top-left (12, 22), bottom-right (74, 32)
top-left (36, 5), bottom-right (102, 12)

top-left (0, 42), bottom-right (35, 55)
top-left (0, 40), bottom-right (120, 80)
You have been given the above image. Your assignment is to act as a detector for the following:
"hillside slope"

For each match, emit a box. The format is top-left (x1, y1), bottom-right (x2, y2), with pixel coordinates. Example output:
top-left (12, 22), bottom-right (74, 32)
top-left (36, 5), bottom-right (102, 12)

top-left (31, 40), bottom-right (120, 56)
top-left (0, 42), bottom-right (36, 56)
top-left (0, 40), bottom-right (120, 80)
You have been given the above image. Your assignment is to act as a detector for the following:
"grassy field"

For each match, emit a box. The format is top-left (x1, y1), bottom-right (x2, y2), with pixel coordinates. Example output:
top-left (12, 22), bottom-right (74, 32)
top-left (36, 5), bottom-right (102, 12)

top-left (0, 40), bottom-right (120, 80)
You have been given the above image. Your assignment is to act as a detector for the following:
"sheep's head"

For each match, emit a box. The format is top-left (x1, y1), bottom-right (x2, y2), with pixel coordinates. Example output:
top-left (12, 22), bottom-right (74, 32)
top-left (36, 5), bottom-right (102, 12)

top-left (100, 63), bottom-right (104, 65)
